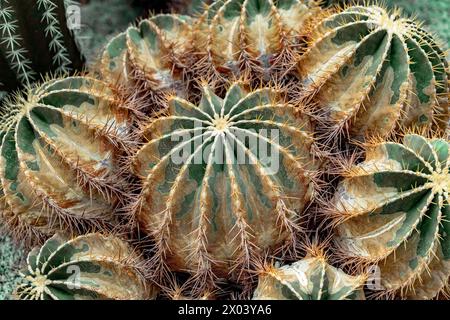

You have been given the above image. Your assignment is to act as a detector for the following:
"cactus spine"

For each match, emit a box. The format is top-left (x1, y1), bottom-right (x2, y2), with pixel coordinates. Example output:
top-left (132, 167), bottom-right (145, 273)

top-left (298, 5), bottom-right (449, 142)
top-left (130, 81), bottom-right (318, 288)
top-left (331, 133), bottom-right (449, 299)
top-left (15, 233), bottom-right (155, 300)
top-left (0, 0), bottom-right (84, 94)
top-left (0, 77), bottom-right (132, 243)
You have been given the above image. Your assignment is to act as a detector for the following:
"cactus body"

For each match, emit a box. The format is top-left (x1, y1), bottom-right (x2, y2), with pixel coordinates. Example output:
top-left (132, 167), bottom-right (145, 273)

top-left (131, 82), bottom-right (317, 282)
top-left (0, 0), bottom-right (84, 94)
top-left (0, 77), bottom-right (131, 242)
top-left (101, 14), bottom-right (193, 105)
top-left (15, 233), bottom-right (155, 300)
top-left (194, 0), bottom-right (320, 79)
top-left (253, 256), bottom-right (366, 300)
top-left (333, 134), bottom-right (450, 299)
top-left (298, 5), bottom-right (449, 140)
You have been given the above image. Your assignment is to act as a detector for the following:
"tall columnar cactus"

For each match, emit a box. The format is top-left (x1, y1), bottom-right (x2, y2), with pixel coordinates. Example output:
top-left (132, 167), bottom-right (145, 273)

top-left (332, 133), bottom-right (450, 299)
top-left (0, 0), bottom-right (84, 95)
top-left (193, 0), bottom-right (321, 80)
top-left (130, 82), bottom-right (318, 288)
top-left (0, 76), bottom-right (132, 244)
top-left (298, 5), bottom-right (449, 142)
top-left (14, 233), bottom-right (156, 300)
top-left (253, 255), bottom-right (366, 300)
top-left (101, 13), bottom-right (193, 106)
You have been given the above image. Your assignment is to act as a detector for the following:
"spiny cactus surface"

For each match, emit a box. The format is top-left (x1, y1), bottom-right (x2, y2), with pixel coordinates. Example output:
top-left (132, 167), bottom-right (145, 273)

top-left (332, 133), bottom-right (450, 299)
top-left (253, 255), bottom-right (366, 300)
top-left (193, 0), bottom-right (321, 80)
top-left (101, 13), bottom-right (193, 106)
top-left (298, 5), bottom-right (449, 141)
top-left (131, 82), bottom-right (318, 284)
top-left (15, 233), bottom-right (155, 300)
top-left (0, 0), bottom-right (84, 94)
top-left (0, 76), bottom-right (131, 243)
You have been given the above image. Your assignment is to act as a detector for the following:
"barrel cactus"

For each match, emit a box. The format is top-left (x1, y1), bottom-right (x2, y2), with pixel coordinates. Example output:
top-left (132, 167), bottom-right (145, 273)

top-left (101, 13), bottom-right (193, 107)
top-left (130, 81), bottom-right (318, 288)
top-left (193, 0), bottom-right (321, 80)
top-left (253, 255), bottom-right (366, 300)
top-left (0, 0), bottom-right (84, 95)
top-left (0, 76), bottom-right (132, 243)
top-left (298, 4), bottom-right (449, 142)
top-left (14, 233), bottom-right (155, 300)
top-left (332, 133), bottom-right (449, 299)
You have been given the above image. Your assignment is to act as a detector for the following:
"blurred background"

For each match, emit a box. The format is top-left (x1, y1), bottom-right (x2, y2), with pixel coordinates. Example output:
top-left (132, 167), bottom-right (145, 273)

top-left (0, 0), bottom-right (449, 299)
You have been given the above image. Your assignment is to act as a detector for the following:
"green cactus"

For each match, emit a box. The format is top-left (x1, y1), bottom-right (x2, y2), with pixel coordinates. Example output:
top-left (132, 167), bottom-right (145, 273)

top-left (14, 233), bottom-right (156, 300)
top-left (253, 254), bottom-right (366, 300)
top-left (130, 81), bottom-right (318, 288)
top-left (331, 133), bottom-right (450, 299)
top-left (0, 76), bottom-right (132, 244)
top-left (0, 0), bottom-right (84, 95)
top-left (298, 5), bottom-right (449, 142)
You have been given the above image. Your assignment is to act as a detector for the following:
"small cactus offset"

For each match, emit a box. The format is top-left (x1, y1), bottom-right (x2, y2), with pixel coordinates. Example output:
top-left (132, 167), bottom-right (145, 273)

top-left (331, 133), bottom-right (449, 299)
top-left (130, 81), bottom-right (319, 288)
top-left (253, 252), bottom-right (366, 300)
top-left (14, 233), bottom-right (156, 300)
top-left (0, 76), bottom-right (133, 244)
top-left (298, 5), bottom-right (449, 142)
top-left (0, 0), bottom-right (84, 95)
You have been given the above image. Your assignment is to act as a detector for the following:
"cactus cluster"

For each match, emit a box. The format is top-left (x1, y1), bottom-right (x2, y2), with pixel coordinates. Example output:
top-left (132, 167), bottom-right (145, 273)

top-left (0, 1), bottom-right (448, 300)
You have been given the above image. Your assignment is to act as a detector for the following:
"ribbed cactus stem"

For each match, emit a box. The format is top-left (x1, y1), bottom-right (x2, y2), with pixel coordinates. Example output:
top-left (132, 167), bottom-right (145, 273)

top-left (332, 133), bottom-right (450, 299)
top-left (15, 233), bottom-right (156, 300)
top-left (130, 81), bottom-right (318, 288)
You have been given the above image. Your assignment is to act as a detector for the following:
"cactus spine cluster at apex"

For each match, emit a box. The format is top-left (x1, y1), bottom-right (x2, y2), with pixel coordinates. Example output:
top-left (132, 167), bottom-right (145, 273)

top-left (130, 81), bottom-right (319, 285)
top-left (0, 0), bottom-right (84, 94)
top-left (332, 134), bottom-right (449, 299)
top-left (298, 5), bottom-right (449, 142)
top-left (0, 77), bottom-right (132, 244)
top-left (253, 253), bottom-right (366, 300)
top-left (15, 233), bottom-right (156, 300)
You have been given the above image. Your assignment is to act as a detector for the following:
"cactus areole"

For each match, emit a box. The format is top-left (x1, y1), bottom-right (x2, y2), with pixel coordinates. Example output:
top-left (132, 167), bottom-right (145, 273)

top-left (0, 77), bottom-right (131, 240)
top-left (132, 82), bottom-right (317, 278)
top-left (333, 134), bottom-right (450, 299)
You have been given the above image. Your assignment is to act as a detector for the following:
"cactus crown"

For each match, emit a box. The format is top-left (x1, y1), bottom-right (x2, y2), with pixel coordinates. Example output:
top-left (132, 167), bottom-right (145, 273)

top-left (299, 4), bottom-right (449, 142)
top-left (15, 233), bottom-right (154, 300)
top-left (332, 133), bottom-right (449, 299)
